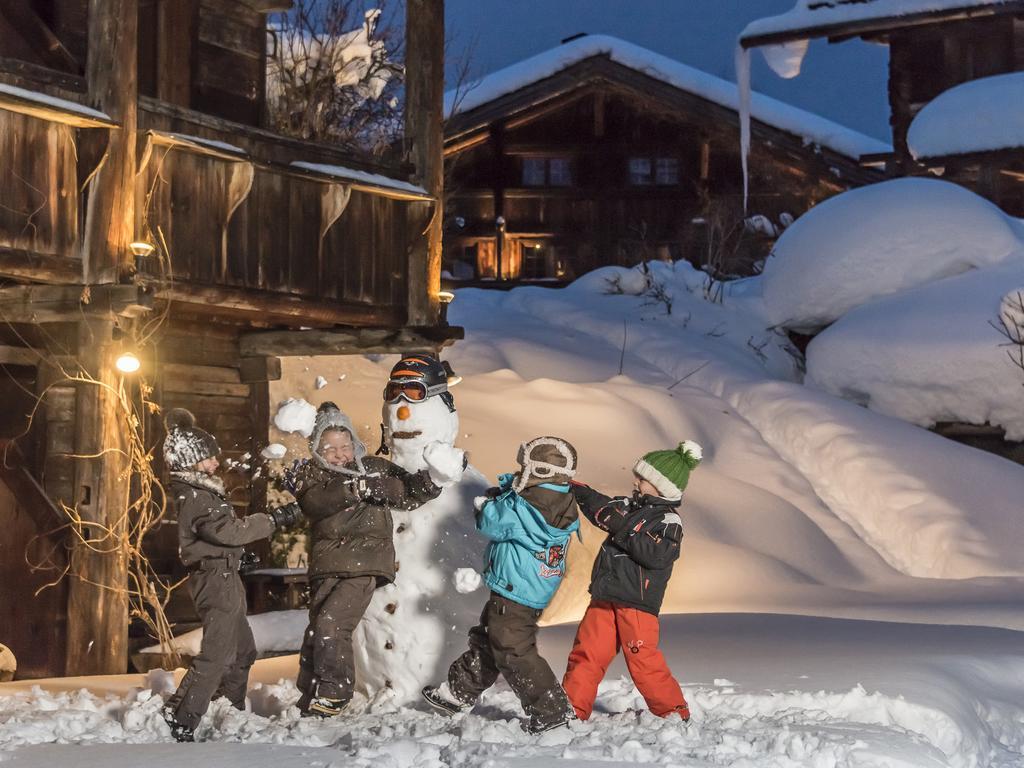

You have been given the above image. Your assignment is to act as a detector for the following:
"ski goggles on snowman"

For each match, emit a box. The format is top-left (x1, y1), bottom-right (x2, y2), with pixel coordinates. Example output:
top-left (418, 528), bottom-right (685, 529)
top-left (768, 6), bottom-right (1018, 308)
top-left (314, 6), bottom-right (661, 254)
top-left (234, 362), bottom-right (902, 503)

top-left (383, 379), bottom-right (447, 403)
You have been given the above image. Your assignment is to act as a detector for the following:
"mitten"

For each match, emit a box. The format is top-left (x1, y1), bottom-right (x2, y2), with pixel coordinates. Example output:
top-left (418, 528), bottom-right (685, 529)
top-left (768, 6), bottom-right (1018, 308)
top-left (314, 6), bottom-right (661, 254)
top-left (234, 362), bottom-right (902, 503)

top-left (269, 501), bottom-right (301, 529)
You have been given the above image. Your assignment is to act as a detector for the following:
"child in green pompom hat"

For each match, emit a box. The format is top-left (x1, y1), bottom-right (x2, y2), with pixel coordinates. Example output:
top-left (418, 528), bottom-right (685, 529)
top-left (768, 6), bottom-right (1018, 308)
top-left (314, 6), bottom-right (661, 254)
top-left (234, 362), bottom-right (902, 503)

top-left (562, 440), bottom-right (703, 723)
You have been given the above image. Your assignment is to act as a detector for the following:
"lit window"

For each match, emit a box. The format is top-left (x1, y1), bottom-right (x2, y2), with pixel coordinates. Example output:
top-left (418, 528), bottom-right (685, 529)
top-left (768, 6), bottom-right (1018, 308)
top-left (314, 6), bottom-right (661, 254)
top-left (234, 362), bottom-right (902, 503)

top-left (655, 157), bottom-right (679, 185)
top-left (548, 158), bottom-right (572, 186)
top-left (523, 158), bottom-right (546, 186)
top-left (629, 157), bottom-right (652, 185)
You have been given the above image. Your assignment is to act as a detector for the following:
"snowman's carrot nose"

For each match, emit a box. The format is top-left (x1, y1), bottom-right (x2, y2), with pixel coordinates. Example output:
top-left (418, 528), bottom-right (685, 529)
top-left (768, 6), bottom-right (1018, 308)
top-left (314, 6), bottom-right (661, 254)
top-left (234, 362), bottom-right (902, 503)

top-left (397, 405), bottom-right (411, 421)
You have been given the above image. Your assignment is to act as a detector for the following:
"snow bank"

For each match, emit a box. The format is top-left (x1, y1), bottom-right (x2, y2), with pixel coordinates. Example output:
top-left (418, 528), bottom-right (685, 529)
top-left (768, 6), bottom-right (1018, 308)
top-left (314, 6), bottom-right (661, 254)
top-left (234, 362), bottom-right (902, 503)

top-left (4, 615), bottom-right (1024, 766)
top-left (909, 71), bottom-right (1024, 159)
top-left (446, 34), bottom-right (888, 161)
top-left (808, 263), bottom-right (1024, 439)
top-left (141, 610), bottom-right (307, 656)
top-left (761, 178), bottom-right (1024, 331)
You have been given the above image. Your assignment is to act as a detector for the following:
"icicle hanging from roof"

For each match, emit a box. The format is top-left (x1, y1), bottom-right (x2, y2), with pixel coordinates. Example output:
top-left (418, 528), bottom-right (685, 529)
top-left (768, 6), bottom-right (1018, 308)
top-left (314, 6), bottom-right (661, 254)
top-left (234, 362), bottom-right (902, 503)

top-left (735, 44), bottom-right (752, 213)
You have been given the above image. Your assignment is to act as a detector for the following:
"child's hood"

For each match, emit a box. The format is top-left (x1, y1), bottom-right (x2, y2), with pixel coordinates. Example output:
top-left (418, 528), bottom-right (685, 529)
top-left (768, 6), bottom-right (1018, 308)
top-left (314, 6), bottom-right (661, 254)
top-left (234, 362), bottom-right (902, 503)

top-left (496, 472), bottom-right (580, 546)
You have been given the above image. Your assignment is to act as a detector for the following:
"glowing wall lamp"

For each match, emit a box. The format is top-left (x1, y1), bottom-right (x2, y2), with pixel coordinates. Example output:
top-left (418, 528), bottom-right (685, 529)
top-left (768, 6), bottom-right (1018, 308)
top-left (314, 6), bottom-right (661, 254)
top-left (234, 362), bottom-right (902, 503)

top-left (438, 290), bottom-right (455, 325)
top-left (115, 352), bottom-right (141, 374)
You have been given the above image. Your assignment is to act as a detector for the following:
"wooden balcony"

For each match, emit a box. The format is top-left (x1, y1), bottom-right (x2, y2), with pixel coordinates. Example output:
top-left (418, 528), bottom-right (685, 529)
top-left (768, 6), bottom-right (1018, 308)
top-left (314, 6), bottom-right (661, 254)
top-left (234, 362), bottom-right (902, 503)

top-left (0, 73), bottom-right (435, 330)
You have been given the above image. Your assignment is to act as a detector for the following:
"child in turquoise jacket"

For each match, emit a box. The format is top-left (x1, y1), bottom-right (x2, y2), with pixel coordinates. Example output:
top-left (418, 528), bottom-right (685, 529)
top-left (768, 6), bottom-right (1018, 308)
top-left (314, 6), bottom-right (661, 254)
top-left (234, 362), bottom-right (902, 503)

top-left (423, 437), bottom-right (580, 733)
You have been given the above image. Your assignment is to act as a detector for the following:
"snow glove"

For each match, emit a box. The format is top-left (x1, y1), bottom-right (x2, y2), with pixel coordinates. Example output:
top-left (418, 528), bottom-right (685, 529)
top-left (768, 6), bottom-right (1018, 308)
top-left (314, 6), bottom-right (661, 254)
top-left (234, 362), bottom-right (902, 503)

top-left (269, 501), bottom-right (301, 529)
top-left (423, 441), bottom-right (467, 487)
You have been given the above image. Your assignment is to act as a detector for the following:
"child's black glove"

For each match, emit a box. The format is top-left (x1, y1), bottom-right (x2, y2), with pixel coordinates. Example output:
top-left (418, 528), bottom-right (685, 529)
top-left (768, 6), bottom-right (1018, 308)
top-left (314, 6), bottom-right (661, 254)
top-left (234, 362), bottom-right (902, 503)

top-left (269, 501), bottom-right (301, 529)
top-left (593, 502), bottom-right (630, 536)
top-left (484, 486), bottom-right (502, 499)
top-left (239, 550), bottom-right (262, 573)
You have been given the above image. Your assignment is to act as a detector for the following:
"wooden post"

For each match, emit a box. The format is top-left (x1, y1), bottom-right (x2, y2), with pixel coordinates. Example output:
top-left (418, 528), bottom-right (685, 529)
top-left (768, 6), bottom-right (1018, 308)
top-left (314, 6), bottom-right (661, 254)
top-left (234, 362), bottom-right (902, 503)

top-left (83, 0), bottom-right (138, 285)
top-left (404, 0), bottom-right (444, 325)
top-left (66, 0), bottom-right (139, 675)
top-left (65, 318), bottom-right (132, 675)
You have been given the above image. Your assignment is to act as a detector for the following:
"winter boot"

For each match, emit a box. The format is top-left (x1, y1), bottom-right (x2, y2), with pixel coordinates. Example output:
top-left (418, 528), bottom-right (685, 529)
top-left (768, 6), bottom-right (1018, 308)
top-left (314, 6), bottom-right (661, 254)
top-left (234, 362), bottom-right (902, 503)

top-left (421, 683), bottom-right (471, 715)
top-left (304, 696), bottom-right (349, 718)
top-left (672, 703), bottom-right (691, 723)
top-left (162, 709), bottom-right (195, 743)
top-left (523, 710), bottom-right (578, 734)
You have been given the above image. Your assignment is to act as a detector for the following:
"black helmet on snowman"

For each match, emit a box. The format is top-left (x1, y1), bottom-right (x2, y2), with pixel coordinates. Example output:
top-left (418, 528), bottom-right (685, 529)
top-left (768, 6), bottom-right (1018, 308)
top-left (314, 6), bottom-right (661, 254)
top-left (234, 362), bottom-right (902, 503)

top-left (384, 354), bottom-right (457, 413)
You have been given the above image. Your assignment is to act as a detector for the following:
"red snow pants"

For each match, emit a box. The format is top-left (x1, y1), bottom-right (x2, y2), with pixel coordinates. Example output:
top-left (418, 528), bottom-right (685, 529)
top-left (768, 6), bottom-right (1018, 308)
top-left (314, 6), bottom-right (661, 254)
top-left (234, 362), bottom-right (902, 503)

top-left (562, 600), bottom-right (689, 721)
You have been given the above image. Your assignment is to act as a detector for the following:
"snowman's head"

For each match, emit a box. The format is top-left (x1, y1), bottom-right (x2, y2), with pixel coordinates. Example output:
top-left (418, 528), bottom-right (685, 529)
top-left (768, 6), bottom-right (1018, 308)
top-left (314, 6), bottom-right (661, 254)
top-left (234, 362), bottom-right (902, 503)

top-left (383, 355), bottom-right (459, 471)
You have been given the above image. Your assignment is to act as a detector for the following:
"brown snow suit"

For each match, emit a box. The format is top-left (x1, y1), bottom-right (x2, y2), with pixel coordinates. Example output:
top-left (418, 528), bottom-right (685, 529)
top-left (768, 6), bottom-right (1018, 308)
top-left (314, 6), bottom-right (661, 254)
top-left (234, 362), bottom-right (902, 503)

top-left (164, 472), bottom-right (276, 731)
top-left (446, 480), bottom-right (579, 730)
top-left (291, 456), bottom-right (441, 705)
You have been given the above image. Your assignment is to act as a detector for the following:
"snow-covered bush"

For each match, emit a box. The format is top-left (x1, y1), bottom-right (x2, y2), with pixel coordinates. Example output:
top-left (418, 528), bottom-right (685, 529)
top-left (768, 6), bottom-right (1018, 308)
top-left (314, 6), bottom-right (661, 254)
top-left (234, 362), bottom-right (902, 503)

top-left (761, 178), bottom-right (1024, 332)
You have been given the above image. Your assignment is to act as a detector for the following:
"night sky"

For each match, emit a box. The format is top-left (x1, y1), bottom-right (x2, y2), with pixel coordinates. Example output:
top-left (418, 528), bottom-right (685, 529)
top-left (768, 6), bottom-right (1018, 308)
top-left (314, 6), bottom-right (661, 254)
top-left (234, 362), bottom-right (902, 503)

top-left (442, 0), bottom-right (892, 141)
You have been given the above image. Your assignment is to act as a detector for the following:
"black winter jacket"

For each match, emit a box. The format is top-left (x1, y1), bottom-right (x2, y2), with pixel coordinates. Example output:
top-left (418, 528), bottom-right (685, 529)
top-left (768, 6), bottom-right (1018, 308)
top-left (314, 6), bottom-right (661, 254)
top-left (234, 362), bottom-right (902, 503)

top-left (571, 482), bottom-right (683, 615)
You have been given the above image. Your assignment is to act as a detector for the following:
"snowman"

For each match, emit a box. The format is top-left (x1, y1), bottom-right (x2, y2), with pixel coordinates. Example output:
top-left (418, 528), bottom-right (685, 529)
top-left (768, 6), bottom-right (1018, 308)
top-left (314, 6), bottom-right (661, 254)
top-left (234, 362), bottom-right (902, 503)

top-left (352, 354), bottom-right (489, 709)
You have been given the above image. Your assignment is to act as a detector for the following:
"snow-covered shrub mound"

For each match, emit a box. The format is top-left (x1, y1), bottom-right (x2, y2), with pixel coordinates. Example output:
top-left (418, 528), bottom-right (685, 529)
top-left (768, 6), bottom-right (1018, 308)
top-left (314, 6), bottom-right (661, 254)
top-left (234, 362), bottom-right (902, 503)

top-left (807, 264), bottom-right (1024, 440)
top-left (761, 178), bottom-right (1024, 331)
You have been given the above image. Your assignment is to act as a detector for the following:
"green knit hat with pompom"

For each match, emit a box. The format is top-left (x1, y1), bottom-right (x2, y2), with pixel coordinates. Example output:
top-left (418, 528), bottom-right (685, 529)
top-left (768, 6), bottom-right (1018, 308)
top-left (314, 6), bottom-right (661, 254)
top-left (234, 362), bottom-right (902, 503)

top-left (632, 440), bottom-right (703, 501)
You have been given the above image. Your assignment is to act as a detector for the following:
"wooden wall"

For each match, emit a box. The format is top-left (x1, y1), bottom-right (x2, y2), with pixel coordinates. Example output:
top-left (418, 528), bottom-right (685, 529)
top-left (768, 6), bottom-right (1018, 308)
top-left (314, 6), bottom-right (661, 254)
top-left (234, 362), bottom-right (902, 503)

top-left (445, 89), bottom-right (846, 280)
top-left (0, 111), bottom-right (79, 258)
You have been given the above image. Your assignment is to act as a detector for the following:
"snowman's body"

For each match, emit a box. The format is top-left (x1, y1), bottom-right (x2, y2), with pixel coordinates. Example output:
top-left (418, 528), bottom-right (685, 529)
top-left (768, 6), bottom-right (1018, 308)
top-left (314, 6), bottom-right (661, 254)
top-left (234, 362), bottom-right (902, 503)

top-left (352, 393), bottom-right (488, 709)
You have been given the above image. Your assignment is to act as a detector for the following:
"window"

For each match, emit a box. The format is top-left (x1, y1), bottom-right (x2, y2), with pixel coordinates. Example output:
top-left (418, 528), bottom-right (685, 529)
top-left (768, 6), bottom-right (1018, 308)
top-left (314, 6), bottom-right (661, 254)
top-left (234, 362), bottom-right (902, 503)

top-left (523, 158), bottom-right (547, 186)
top-left (655, 158), bottom-right (680, 185)
top-left (629, 157), bottom-right (680, 186)
top-left (522, 157), bottom-right (572, 186)
top-left (629, 157), bottom-right (652, 185)
top-left (548, 158), bottom-right (572, 186)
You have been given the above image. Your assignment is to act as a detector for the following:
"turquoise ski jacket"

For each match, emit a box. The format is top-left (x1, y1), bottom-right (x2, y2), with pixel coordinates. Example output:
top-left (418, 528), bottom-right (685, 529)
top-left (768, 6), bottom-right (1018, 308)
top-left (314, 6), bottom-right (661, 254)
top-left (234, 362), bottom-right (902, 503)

top-left (477, 473), bottom-right (580, 610)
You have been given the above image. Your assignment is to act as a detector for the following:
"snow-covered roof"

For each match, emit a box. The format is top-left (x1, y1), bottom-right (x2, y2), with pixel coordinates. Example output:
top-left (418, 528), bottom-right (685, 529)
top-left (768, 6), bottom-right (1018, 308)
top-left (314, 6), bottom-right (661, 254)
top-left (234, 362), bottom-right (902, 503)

top-left (291, 160), bottom-right (431, 200)
top-left (908, 72), bottom-right (1024, 159)
top-left (444, 34), bottom-right (890, 161)
top-left (741, 0), bottom-right (1022, 47)
top-left (0, 81), bottom-right (114, 127)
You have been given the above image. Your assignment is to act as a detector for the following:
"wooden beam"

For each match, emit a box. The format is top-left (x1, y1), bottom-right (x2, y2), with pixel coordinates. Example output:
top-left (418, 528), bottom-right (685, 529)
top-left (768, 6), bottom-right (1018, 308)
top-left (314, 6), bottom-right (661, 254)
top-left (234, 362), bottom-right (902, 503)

top-left (0, 439), bottom-right (68, 535)
top-left (0, 284), bottom-right (152, 324)
top-left (0, 0), bottom-right (81, 74)
top-left (156, 0), bottom-right (196, 107)
top-left (404, 0), bottom-right (444, 326)
top-left (65, 316), bottom-right (130, 676)
top-left (0, 83), bottom-right (114, 127)
top-left (0, 247), bottom-right (81, 283)
top-left (239, 356), bottom-right (282, 383)
top-left (82, 0), bottom-right (139, 285)
top-left (239, 325), bottom-right (464, 357)
top-left (155, 283), bottom-right (403, 327)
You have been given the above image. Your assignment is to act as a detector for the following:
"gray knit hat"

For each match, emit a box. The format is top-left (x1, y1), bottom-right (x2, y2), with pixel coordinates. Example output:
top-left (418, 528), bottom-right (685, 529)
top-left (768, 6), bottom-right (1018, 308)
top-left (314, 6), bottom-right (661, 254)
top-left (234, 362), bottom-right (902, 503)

top-left (309, 401), bottom-right (367, 475)
top-left (162, 408), bottom-right (220, 472)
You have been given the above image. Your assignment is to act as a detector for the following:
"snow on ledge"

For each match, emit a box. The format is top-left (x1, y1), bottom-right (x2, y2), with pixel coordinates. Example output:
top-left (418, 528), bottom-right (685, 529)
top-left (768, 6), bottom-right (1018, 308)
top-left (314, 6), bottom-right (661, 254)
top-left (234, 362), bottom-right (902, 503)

top-left (292, 161), bottom-right (430, 199)
top-left (444, 34), bottom-right (889, 161)
top-left (741, 0), bottom-right (1020, 45)
top-left (908, 72), bottom-right (1024, 159)
top-left (0, 81), bottom-right (113, 125)
top-left (153, 131), bottom-right (249, 158)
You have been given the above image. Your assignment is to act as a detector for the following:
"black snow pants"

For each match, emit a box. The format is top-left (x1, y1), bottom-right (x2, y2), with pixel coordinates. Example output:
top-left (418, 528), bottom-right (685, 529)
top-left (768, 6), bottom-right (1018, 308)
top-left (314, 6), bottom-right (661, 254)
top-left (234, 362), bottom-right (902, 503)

top-left (447, 591), bottom-right (573, 729)
top-left (166, 562), bottom-right (257, 730)
top-left (296, 575), bottom-right (376, 707)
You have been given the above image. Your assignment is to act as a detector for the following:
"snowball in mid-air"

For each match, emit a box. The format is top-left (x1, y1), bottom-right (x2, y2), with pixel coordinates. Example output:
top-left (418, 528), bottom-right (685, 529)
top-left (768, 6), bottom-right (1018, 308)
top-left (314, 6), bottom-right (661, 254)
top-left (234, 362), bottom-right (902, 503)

top-left (315, 375), bottom-right (328, 390)
top-left (261, 443), bottom-right (287, 460)
top-left (273, 398), bottom-right (317, 437)
top-left (454, 568), bottom-right (482, 594)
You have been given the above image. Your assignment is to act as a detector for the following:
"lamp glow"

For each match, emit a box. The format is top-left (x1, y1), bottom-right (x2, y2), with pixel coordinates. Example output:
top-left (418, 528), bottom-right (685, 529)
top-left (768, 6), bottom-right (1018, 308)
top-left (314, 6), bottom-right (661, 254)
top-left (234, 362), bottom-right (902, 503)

top-left (115, 353), bottom-right (141, 374)
top-left (438, 290), bottom-right (455, 304)
top-left (129, 241), bottom-right (156, 258)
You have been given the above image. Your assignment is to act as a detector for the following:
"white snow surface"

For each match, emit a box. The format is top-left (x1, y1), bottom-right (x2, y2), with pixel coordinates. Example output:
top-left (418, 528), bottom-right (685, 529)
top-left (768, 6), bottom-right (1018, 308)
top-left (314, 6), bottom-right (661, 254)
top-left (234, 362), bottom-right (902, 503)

top-left (908, 71), bottom-right (1024, 159)
top-left (445, 34), bottom-right (889, 161)
top-left (3, 615), bottom-right (1024, 766)
top-left (140, 611), bottom-right (307, 656)
top-left (291, 161), bottom-right (428, 197)
top-left (741, 0), bottom-right (1020, 44)
top-left (273, 398), bottom-right (317, 437)
top-left (808, 263), bottom-right (1024, 441)
top-left (0, 82), bottom-right (112, 123)
top-left (761, 177), bottom-right (1024, 331)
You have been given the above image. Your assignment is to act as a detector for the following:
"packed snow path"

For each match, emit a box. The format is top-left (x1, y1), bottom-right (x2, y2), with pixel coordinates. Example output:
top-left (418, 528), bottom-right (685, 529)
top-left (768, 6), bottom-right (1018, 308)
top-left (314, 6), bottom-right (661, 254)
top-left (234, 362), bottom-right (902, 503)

top-left (2, 615), bottom-right (1023, 767)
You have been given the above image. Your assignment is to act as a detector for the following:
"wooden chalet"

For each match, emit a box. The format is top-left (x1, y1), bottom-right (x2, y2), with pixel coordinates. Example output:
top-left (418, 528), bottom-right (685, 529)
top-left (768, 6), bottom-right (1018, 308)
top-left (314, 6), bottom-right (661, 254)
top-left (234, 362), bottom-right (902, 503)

top-left (0, 0), bottom-right (448, 679)
top-left (442, 34), bottom-right (887, 284)
top-left (740, 0), bottom-right (1024, 215)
